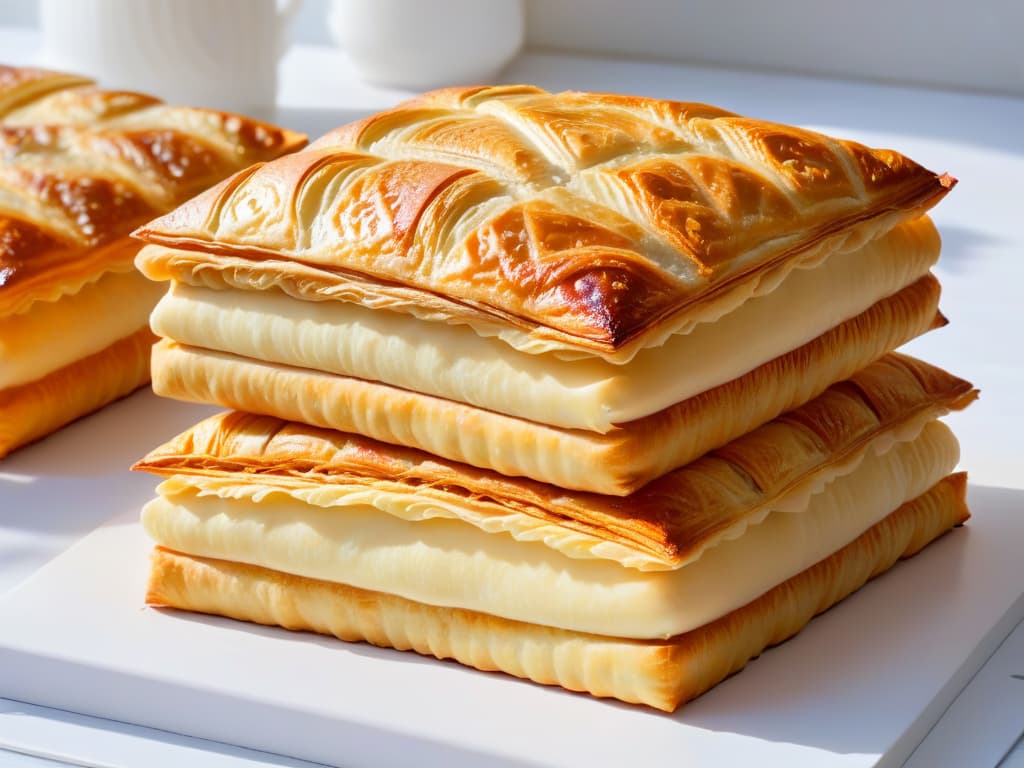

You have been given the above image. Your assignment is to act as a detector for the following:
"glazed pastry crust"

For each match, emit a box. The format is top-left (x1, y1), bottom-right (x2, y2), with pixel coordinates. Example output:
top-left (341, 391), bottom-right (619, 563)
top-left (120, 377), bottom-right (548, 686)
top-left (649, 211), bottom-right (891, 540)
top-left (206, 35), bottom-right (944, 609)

top-left (145, 472), bottom-right (969, 712)
top-left (0, 326), bottom-right (155, 457)
top-left (0, 64), bottom-right (307, 316)
top-left (150, 273), bottom-right (945, 494)
top-left (133, 85), bottom-right (954, 360)
top-left (135, 353), bottom-right (976, 568)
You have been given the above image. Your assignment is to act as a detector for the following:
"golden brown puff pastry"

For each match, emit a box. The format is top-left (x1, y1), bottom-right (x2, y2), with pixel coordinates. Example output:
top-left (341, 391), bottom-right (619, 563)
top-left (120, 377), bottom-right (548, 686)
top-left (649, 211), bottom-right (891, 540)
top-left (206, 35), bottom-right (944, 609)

top-left (133, 85), bottom-right (953, 362)
top-left (0, 64), bottom-right (306, 456)
top-left (149, 273), bottom-right (945, 494)
top-left (145, 472), bottom-right (969, 712)
top-left (135, 352), bottom-right (976, 571)
top-left (0, 64), bottom-right (307, 316)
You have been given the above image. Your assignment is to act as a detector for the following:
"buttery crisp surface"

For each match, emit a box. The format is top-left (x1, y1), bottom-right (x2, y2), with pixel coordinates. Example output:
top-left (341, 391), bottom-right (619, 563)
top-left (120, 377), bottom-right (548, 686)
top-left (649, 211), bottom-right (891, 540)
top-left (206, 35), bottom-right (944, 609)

top-left (144, 472), bottom-right (970, 711)
top-left (133, 85), bottom-right (954, 360)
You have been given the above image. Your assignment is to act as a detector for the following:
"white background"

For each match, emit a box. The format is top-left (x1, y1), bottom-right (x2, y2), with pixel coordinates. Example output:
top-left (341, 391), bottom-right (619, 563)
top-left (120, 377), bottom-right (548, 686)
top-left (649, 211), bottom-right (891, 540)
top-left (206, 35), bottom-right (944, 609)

top-left (1, 0), bottom-right (1022, 96)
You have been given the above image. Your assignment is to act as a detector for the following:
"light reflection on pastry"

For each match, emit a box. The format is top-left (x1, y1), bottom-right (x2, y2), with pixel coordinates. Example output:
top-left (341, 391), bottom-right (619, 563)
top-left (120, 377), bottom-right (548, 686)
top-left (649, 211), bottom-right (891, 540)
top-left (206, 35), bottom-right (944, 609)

top-left (0, 65), bottom-right (306, 458)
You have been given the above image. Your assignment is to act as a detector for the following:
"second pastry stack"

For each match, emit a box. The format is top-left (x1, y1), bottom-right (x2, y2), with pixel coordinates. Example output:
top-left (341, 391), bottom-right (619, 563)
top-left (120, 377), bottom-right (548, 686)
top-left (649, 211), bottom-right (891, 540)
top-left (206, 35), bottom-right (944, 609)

top-left (131, 86), bottom-right (976, 711)
top-left (0, 65), bottom-right (305, 457)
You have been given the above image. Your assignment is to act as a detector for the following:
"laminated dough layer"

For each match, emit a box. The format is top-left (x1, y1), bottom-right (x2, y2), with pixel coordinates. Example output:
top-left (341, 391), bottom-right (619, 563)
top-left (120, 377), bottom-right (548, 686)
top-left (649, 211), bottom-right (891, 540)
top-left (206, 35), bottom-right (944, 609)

top-left (146, 472), bottom-right (970, 711)
top-left (150, 274), bottom-right (943, 494)
top-left (135, 353), bottom-right (978, 569)
top-left (0, 326), bottom-right (155, 457)
top-left (148, 216), bottom-right (940, 431)
top-left (140, 419), bottom-right (959, 639)
top-left (0, 269), bottom-right (163, 389)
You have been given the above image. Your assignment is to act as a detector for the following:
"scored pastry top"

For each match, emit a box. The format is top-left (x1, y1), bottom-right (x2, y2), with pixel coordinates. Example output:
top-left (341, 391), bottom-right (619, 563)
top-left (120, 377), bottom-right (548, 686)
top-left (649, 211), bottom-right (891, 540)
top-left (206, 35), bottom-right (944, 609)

top-left (135, 85), bottom-right (953, 360)
top-left (0, 65), bottom-right (307, 316)
top-left (135, 353), bottom-right (977, 570)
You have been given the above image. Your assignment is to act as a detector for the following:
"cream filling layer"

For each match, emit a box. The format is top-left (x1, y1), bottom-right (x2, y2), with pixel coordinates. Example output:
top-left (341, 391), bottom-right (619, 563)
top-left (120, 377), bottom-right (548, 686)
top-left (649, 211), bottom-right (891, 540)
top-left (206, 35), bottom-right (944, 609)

top-left (0, 269), bottom-right (164, 390)
top-left (150, 218), bottom-right (938, 431)
top-left (150, 400), bottom-right (949, 572)
top-left (142, 420), bottom-right (959, 639)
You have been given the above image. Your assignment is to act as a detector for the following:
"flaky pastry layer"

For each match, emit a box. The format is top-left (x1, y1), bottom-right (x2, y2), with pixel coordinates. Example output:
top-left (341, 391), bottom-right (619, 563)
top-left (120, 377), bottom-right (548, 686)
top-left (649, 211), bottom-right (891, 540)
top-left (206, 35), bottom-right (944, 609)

top-left (148, 217), bottom-right (939, 430)
top-left (0, 326), bottom-right (155, 457)
top-left (136, 353), bottom-right (977, 569)
top-left (151, 274), bottom-right (943, 493)
top-left (134, 85), bottom-right (953, 359)
top-left (141, 419), bottom-right (959, 637)
top-left (146, 473), bottom-right (969, 711)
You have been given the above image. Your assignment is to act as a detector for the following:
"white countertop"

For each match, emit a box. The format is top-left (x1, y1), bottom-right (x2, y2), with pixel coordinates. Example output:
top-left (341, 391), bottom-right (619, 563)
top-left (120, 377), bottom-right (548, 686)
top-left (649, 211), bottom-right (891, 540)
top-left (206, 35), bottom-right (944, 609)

top-left (1, 26), bottom-right (1023, 768)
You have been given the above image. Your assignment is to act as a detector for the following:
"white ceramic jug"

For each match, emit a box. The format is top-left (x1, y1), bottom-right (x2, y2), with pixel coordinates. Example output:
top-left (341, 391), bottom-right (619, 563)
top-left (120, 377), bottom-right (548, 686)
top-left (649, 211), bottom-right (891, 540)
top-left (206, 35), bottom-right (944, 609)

top-left (328, 0), bottom-right (525, 89)
top-left (39, 0), bottom-right (301, 113)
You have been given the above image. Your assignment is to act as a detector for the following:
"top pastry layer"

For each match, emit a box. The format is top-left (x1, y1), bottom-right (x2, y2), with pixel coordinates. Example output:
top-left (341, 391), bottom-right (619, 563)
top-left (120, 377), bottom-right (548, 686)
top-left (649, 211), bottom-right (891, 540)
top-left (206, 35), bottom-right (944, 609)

top-left (0, 65), bottom-right (307, 317)
top-left (133, 85), bottom-right (953, 361)
top-left (135, 353), bottom-right (976, 570)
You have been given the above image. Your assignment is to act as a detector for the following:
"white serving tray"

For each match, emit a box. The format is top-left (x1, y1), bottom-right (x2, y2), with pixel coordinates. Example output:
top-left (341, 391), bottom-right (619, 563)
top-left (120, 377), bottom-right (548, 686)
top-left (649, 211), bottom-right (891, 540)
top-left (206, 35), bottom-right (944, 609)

top-left (0, 394), bottom-right (1021, 768)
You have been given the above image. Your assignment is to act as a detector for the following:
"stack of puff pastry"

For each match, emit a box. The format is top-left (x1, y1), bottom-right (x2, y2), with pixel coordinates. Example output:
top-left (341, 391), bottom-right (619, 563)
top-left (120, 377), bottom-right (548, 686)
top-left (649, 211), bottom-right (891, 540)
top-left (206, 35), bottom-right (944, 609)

top-left (131, 86), bottom-right (976, 711)
top-left (0, 65), bottom-right (305, 457)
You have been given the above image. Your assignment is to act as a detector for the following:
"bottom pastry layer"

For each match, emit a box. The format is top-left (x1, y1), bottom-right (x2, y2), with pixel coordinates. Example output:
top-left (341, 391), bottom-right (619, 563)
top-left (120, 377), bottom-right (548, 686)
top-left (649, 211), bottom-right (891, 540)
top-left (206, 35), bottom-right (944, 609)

top-left (0, 326), bottom-right (156, 458)
top-left (146, 472), bottom-right (968, 712)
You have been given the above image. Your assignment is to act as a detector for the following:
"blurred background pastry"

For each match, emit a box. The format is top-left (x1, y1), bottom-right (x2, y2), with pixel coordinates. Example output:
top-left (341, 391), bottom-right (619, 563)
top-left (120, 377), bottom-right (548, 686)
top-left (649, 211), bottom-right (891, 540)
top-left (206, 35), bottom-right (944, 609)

top-left (0, 65), bottom-right (306, 458)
